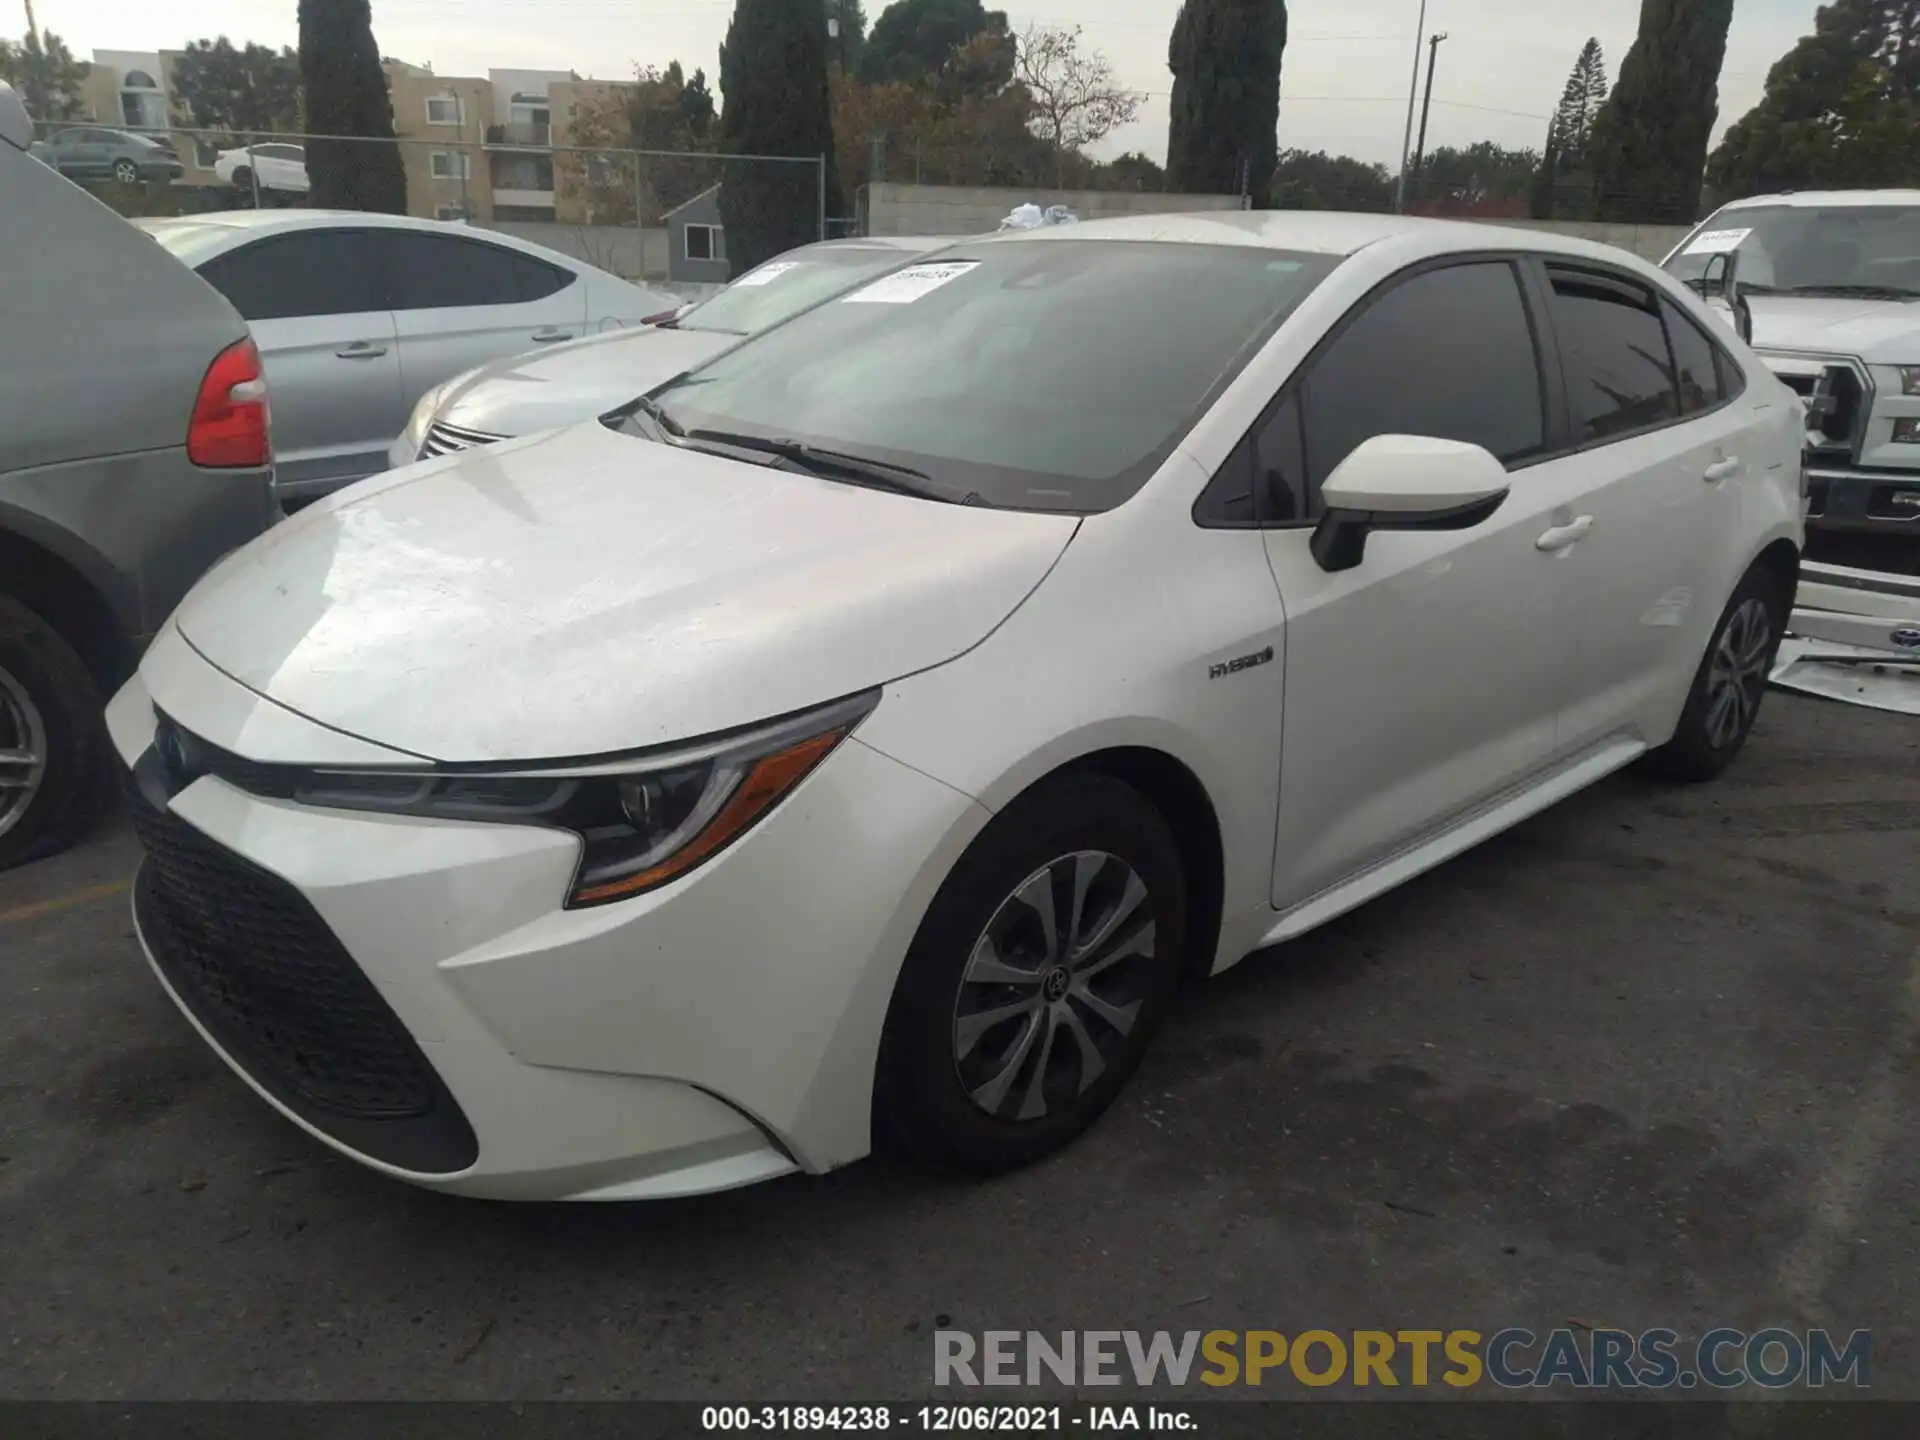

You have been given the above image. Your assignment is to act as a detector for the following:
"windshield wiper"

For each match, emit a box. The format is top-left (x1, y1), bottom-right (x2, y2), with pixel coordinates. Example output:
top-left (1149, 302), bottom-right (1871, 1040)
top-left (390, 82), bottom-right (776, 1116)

top-left (1781, 283), bottom-right (1920, 301)
top-left (630, 395), bottom-right (685, 436)
top-left (682, 429), bottom-right (954, 503)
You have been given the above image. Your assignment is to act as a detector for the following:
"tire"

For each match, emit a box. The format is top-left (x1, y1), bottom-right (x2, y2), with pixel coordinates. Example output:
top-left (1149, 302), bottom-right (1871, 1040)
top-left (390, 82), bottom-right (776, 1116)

top-left (875, 771), bottom-right (1187, 1173)
top-left (111, 158), bottom-right (140, 185)
top-left (0, 594), bottom-right (112, 871)
top-left (231, 167), bottom-right (254, 198)
top-left (1643, 563), bottom-right (1789, 783)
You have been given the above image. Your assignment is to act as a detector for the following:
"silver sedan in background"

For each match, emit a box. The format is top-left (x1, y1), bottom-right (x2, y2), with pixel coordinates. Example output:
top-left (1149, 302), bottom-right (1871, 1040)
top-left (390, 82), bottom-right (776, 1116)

top-left (390, 236), bottom-right (961, 467)
top-left (138, 211), bottom-right (682, 503)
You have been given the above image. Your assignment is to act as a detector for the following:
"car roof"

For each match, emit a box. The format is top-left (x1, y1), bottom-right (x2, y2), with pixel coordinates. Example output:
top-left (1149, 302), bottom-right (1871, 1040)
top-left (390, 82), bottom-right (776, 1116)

top-left (1712, 190), bottom-right (1920, 211)
top-left (134, 208), bottom-right (624, 274)
top-left (971, 209), bottom-right (1664, 266)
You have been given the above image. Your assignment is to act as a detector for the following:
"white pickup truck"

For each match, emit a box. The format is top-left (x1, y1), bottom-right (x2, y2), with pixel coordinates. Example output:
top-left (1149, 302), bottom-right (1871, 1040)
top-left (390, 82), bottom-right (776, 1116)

top-left (1662, 190), bottom-right (1920, 713)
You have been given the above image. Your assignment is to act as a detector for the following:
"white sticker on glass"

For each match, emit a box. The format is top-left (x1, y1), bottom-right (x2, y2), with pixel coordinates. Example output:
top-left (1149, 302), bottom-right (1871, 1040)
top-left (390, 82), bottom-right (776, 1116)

top-left (733, 261), bottom-right (800, 288)
top-left (842, 260), bottom-right (980, 304)
top-left (1682, 227), bottom-right (1753, 256)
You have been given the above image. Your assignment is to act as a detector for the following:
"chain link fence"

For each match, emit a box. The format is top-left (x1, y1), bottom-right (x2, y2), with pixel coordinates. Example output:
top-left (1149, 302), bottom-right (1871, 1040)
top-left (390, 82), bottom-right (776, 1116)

top-left (27, 121), bottom-right (827, 287)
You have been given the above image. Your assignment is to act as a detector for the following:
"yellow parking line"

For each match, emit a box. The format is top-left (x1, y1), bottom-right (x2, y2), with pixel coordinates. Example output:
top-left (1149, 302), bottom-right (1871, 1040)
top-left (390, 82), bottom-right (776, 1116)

top-left (0, 879), bottom-right (132, 926)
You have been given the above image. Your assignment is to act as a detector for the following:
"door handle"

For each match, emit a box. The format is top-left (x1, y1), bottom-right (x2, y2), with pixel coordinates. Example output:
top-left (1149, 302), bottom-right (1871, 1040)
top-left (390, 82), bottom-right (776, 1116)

top-left (1703, 456), bottom-right (1743, 482)
top-left (1535, 516), bottom-right (1595, 553)
top-left (334, 342), bottom-right (388, 360)
top-left (530, 328), bottom-right (574, 343)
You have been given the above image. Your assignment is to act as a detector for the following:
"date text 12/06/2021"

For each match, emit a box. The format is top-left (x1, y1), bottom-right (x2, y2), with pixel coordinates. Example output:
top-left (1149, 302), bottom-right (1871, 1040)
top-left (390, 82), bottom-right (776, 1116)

top-left (702, 1407), bottom-right (1192, 1432)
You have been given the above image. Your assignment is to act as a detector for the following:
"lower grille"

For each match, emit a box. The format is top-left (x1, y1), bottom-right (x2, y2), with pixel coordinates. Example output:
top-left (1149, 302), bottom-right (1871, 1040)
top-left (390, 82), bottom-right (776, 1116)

top-left (126, 769), bottom-right (478, 1174)
top-left (420, 420), bottom-right (504, 459)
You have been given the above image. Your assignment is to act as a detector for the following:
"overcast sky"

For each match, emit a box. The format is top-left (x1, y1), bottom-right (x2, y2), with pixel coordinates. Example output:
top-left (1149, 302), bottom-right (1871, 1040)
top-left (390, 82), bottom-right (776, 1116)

top-left (42, 0), bottom-right (1825, 168)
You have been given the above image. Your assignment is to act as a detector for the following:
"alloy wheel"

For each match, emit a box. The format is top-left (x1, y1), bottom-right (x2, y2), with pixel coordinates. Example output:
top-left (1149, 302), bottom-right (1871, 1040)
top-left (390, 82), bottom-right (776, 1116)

top-left (0, 663), bottom-right (48, 840)
top-left (1705, 597), bottom-right (1773, 749)
top-left (113, 159), bottom-right (139, 184)
top-left (952, 850), bottom-right (1156, 1122)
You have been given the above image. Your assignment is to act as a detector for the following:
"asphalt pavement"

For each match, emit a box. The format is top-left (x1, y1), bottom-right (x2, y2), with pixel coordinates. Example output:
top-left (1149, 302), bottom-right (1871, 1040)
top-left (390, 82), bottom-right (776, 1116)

top-left (1, 692), bottom-right (1916, 1406)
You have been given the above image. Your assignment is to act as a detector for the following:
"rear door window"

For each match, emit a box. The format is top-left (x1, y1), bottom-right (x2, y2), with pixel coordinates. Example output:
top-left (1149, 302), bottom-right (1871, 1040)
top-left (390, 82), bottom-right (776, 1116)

top-left (1661, 298), bottom-right (1728, 415)
top-left (384, 231), bottom-right (547, 310)
top-left (1546, 267), bottom-right (1682, 442)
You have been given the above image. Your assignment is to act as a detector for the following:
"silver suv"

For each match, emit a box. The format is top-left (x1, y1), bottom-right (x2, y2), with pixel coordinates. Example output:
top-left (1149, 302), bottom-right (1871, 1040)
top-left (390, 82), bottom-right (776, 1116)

top-left (0, 84), bottom-right (277, 868)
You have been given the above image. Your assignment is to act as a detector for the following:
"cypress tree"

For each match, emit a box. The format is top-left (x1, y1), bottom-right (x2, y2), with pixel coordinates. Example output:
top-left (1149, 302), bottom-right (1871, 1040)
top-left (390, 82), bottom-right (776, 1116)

top-left (719, 0), bottom-right (842, 275)
top-left (1165, 0), bottom-right (1289, 207)
top-left (1586, 0), bottom-right (1736, 223)
top-left (1707, 0), bottom-right (1920, 199)
top-left (297, 0), bottom-right (407, 213)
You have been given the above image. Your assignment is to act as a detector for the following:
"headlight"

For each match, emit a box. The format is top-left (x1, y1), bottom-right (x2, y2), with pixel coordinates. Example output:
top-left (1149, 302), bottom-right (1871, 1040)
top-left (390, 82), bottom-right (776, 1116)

top-left (399, 382), bottom-right (452, 456)
top-left (1899, 366), bottom-right (1920, 397)
top-left (290, 691), bottom-right (878, 907)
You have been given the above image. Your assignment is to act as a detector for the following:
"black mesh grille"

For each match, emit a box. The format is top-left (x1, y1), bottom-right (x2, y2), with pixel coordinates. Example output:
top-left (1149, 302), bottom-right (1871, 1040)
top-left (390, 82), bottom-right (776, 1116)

top-left (125, 764), bottom-right (478, 1174)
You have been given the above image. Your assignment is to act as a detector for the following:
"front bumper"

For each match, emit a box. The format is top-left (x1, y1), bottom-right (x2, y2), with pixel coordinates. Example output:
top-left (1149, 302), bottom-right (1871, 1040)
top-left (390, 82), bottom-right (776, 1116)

top-left (107, 639), bottom-right (989, 1200)
top-left (1780, 560), bottom-right (1920, 714)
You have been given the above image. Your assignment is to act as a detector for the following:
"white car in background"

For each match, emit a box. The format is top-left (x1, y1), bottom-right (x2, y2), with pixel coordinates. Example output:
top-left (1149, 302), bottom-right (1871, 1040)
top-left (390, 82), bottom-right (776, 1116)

top-left (138, 210), bottom-right (681, 503)
top-left (390, 236), bottom-right (958, 466)
top-left (112, 213), bottom-right (1803, 1202)
top-left (213, 142), bottom-right (309, 196)
top-left (1662, 190), bottom-right (1920, 712)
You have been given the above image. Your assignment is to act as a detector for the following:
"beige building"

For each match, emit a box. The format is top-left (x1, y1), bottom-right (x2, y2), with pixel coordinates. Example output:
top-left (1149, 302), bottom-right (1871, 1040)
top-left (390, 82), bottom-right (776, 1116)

top-left (75, 49), bottom-right (644, 224)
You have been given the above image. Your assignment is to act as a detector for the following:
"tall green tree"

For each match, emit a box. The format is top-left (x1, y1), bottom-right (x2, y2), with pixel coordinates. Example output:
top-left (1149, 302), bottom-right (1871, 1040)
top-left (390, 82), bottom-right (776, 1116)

top-left (1707, 0), bottom-right (1920, 199)
top-left (719, 0), bottom-right (842, 273)
top-left (1586, 0), bottom-right (1736, 223)
top-left (1165, 0), bottom-right (1289, 207)
top-left (297, 0), bottom-right (406, 212)
top-left (1418, 142), bottom-right (1542, 213)
top-left (173, 38), bottom-right (303, 137)
top-left (1530, 37), bottom-right (1607, 218)
top-left (0, 31), bottom-right (91, 122)
top-left (680, 66), bottom-right (717, 136)
top-left (826, 0), bottom-right (868, 73)
top-left (862, 0), bottom-right (1010, 90)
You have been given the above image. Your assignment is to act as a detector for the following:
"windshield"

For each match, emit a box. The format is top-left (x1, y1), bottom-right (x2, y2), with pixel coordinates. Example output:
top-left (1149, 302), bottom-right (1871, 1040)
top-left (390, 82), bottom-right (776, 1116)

top-left (1664, 203), bottom-right (1920, 296)
top-left (677, 245), bottom-right (947, 336)
top-left (647, 239), bottom-right (1339, 514)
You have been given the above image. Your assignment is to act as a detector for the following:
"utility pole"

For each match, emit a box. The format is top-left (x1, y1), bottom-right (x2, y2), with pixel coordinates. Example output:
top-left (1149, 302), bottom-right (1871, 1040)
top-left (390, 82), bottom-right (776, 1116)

top-left (1410, 32), bottom-right (1449, 208)
top-left (1394, 0), bottom-right (1430, 213)
top-left (22, 0), bottom-right (39, 50)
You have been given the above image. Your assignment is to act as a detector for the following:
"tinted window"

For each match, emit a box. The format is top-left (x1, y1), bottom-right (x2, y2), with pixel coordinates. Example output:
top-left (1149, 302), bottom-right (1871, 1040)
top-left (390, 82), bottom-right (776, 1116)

top-left (1548, 268), bottom-right (1680, 442)
top-left (1303, 261), bottom-right (1545, 485)
top-left (386, 232), bottom-right (529, 310)
top-left (199, 231), bottom-right (383, 321)
top-left (514, 253), bottom-right (574, 302)
top-left (1662, 298), bottom-right (1725, 414)
top-left (1256, 393), bottom-right (1310, 522)
top-left (646, 241), bottom-right (1340, 515)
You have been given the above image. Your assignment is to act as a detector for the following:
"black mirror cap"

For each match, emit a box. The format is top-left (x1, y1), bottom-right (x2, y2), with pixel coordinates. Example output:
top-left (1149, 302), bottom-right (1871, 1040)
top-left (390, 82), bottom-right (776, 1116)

top-left (1308, 491), bottom-right (1509, 575)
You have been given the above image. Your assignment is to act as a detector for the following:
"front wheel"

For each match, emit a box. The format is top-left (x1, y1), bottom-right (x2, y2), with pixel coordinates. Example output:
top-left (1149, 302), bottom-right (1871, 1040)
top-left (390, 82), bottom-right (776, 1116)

top-left (1644, 564), bottom-right (1787, 783)
top-left (111, 158), bottom-right (140, 185)
top-left (875, 772), bottom-right (1187, 1173)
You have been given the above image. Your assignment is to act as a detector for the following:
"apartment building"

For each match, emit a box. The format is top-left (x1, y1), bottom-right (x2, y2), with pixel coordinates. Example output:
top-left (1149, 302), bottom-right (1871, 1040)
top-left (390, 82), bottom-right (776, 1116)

top-left (74, 49), bottom-right (643, 225)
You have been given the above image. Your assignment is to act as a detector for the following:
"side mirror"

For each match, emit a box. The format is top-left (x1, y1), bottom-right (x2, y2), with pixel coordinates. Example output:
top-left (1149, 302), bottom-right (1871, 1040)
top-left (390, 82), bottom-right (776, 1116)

top-left (0, 83), bottom-right (32, 153)
top-left (1310, 435), bottom-right (1511, 574)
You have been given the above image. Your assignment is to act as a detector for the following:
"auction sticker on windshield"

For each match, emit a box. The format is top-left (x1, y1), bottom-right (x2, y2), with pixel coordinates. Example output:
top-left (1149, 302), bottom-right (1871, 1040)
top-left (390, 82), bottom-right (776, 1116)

top-left (844, 261), bottom-right (980, 304)
top-left (1683, 228), bottom-right (1753, 256)
top-left (734, 261), bottom-right (800, 288)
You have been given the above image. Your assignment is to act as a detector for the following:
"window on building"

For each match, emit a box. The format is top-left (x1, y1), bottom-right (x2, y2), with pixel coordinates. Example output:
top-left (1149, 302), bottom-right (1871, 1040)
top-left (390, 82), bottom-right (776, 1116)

top-left (684, 223), bottom-right (723, 262)
top-left (430, 151), bottom-right (472, 180)
top-left (425, 95), bottom-right (463, 126)
top-left (435, 204), bottom-right (468, 222)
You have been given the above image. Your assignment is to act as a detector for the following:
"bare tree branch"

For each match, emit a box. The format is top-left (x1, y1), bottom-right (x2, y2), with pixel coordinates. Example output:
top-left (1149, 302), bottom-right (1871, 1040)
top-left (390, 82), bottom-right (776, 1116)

top-left (1013, 23), bottom-right (1142, 186)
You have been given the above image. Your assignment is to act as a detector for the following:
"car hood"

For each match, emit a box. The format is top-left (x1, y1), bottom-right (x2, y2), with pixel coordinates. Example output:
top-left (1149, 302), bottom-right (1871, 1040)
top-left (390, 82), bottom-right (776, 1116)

top-left (171, 421), bottom-right (1078, 762)
top-left (434, 325), bottom-right (739, 438)
top-left (1733, 296), bottom-right (1920, 363)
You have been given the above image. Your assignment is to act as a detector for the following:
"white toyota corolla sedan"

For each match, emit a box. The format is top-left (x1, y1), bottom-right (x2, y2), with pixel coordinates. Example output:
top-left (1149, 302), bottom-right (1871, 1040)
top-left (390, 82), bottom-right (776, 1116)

top-left (110, 212), bottom-right (1805, 1201)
